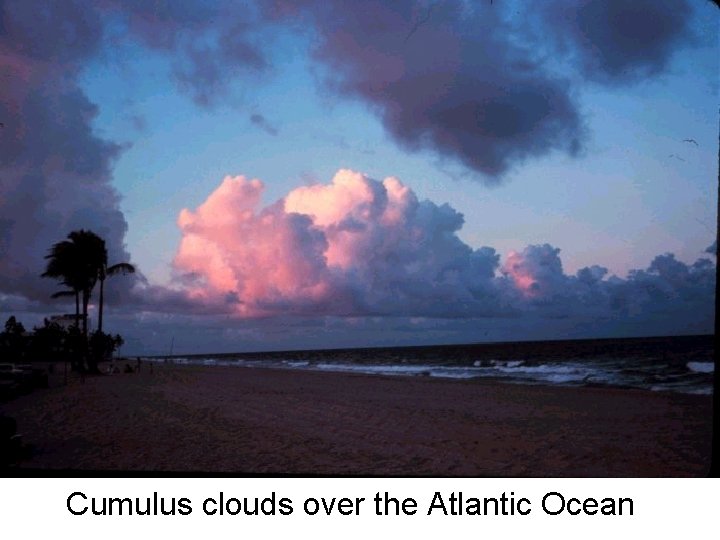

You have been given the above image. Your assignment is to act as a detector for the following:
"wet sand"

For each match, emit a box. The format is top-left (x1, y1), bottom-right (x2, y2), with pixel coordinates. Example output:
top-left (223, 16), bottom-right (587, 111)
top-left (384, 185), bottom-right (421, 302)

top-left (2, 364), bottom-right (713, 476)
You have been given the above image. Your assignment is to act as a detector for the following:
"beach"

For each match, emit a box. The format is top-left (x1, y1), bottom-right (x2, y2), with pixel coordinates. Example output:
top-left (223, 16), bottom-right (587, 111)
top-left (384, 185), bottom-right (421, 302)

top-left (2, 363), bottom-right (712, 476)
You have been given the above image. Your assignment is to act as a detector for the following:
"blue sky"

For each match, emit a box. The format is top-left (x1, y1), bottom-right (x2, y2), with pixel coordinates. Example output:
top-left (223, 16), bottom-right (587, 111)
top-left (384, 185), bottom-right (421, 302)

top-left (1, 0), bottom-right (717, 353)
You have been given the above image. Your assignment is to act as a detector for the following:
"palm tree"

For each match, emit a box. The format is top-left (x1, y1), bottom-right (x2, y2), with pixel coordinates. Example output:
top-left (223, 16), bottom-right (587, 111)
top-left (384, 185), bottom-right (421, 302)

top-left (42, 230), bottom-right (103, 344)
top-left (66, 230), bottom-right (104, 341)
top-left (42, 238), bottom-right (88, 333)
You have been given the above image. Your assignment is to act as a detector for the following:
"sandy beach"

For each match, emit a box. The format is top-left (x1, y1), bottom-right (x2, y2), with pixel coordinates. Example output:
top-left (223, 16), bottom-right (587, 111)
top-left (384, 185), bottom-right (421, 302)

top-left (1, 363), bottom-right (712, 476)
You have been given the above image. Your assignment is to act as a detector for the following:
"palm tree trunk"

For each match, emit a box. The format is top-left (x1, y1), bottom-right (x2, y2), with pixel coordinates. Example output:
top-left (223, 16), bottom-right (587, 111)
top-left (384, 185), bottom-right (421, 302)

top-left (98, 277), bottom-right (105, 334)
top-left (81, 289), bottom-right (89, 340)
top-left (74, 291), bottom-right (80, 330)
top-left (74, 291), bottom-right (81, 372)
top-left (82, 288), bottom-right (89, 372)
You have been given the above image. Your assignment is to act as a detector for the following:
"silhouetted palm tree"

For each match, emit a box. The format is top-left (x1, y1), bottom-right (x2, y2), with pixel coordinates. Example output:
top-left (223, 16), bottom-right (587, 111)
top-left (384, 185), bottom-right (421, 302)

top-left (42, 230), bottom-right (104, 342)
top-left (43, 240), bottom-right (85, 332)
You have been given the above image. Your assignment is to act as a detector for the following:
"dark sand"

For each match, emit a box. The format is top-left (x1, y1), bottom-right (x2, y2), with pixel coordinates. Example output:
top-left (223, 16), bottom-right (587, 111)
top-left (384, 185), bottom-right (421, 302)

top-left (2, 364), bottom-right (712, 476)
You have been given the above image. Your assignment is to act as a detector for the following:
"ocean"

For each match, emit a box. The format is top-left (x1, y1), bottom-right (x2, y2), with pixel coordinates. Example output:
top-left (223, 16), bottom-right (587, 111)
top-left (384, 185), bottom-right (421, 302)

top-left (141, 335), bottom-right (715, 395)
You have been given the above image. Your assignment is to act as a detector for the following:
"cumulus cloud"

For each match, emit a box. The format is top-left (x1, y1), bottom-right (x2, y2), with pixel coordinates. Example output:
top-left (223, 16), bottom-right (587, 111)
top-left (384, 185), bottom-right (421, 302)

top-left (174, 169), bottom-right (505, 317)
top-left (608, 254), bottom-right (715, 319)
top-left (173, 169), bottom-right (715, 333)
top-left (502, 244), bottom-right (567, 301)
top-left (539, 0), bottom-right (696, 84)
top-left (499, 244), bottom-right (714, 329)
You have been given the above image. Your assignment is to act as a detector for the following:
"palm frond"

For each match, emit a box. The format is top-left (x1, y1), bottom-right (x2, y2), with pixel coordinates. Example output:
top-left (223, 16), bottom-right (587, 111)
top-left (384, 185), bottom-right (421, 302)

top-left (107, 262), bottom-right (136, 275)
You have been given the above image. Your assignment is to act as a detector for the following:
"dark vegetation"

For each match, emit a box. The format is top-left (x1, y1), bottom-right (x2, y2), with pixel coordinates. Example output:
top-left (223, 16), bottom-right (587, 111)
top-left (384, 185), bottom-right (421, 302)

top-left (0, 315), bottom-right (124, 373)
top-left (1, 229), bottom-right (134, 392)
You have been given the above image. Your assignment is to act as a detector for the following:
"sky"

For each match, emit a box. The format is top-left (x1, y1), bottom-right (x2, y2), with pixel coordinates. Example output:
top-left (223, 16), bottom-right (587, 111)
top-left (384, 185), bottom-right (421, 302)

top-left (0, 0), bottom-right (718, 355)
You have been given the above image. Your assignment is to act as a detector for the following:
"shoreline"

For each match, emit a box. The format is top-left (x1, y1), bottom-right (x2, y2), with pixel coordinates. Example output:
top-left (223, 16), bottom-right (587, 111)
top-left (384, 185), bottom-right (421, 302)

top-left (2, 363), bottom-right (713, 476)
top-left (136, 333), bottom-right (715, 361)
top-left (138, 356), bottom-right (714, 397)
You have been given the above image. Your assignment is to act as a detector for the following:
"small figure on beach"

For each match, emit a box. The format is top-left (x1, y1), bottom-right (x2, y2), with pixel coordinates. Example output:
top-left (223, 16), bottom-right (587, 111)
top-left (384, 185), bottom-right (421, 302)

top-left (136, 357), bottom-right (141, 372)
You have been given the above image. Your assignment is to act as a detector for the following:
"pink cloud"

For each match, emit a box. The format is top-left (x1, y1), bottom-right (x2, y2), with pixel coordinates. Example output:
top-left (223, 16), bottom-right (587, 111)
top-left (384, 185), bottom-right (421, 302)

top-left (175, 175), bottom-right (332, 315)
top-left (284, 170), bottom-right (417, 268)
top-left (501, 244), bottom-right (565, 300)
top-left (173, 169), bottom-right (502, 317)
top-left (502, 251), bottom-right (539, 298)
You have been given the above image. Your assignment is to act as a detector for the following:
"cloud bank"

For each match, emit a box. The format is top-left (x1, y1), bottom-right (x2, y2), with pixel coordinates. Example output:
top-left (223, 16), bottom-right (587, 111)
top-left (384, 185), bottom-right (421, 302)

top-left (173, 169), bottom-right (715, 332)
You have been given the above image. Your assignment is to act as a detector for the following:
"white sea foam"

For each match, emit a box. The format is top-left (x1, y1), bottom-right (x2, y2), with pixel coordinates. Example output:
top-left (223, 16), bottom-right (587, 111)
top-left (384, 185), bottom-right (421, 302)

top-left (687, 361), bottom-right (714, 374)
top-left (315, 363), bottom-right (433, 376)
top-left (501, 360), bottom-right (524, 368)
top-left (286, 361), bottom-right (310, 368)
top-left (474, 359), bottom-right (524, 368)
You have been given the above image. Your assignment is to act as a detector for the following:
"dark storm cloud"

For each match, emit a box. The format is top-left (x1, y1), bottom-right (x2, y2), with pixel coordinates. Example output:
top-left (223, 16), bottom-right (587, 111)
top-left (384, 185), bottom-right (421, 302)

top-left (263, 0), bottom-right (702, 179)
top-left (540, 0), bottom-right (696, 84)
top-left (267, 0), bottom-right (584, 180)
top-left (0, 1), bottom-right (129, 301)
top-left (0, 0), bottom-right (103, 64)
